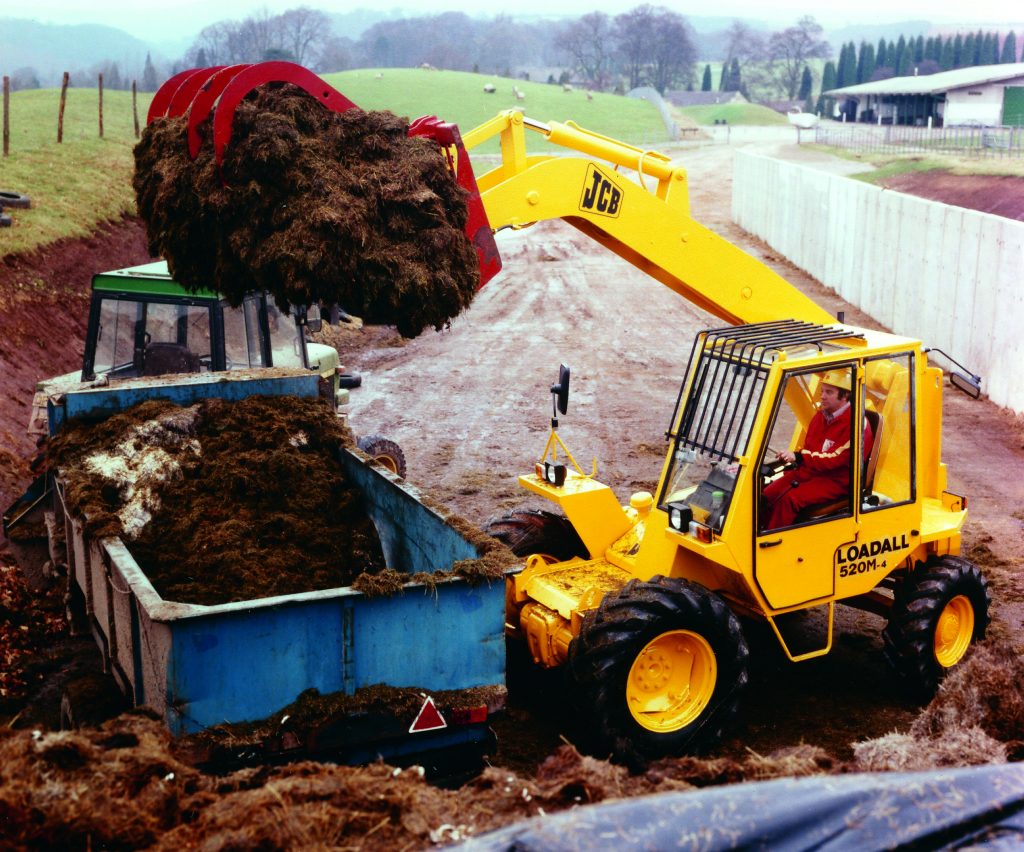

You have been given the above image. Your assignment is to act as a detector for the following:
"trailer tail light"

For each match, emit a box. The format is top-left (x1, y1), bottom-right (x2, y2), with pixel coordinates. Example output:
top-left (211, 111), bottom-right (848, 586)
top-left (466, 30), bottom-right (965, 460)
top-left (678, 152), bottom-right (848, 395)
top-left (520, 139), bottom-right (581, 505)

top-left (451, 705), bottom-right (488, 725)
top-left (693, 523), bottom-right (713, 543)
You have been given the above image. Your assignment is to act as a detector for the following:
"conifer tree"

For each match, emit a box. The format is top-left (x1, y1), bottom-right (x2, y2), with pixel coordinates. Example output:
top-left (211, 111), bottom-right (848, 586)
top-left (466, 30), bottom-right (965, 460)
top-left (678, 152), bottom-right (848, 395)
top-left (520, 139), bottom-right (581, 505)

top-left (816, 60), bottom-right (837, 115)
top-left (953, 33), bottom-right (963, 67)
top-left (856, 41), bottom-right (874, 83)
top-left (940, 36), bottom-right (955, 70)
top-left (1002, 31), bottom-right (1018, 63)
top-left (799, 64), bottom-right (813, 99)
top-left (702, 64), bottom-right (712, 91)
top-left (142, 52), bottom-right (158, 92)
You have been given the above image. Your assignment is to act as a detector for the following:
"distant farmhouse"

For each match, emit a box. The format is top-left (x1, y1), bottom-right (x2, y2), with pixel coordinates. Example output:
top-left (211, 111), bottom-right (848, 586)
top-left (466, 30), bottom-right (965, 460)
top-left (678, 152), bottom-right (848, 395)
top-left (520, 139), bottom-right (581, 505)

top-left (664, 90), bottom-right (747, 108)
top-left (825, 62), bottom-right (1024, 127)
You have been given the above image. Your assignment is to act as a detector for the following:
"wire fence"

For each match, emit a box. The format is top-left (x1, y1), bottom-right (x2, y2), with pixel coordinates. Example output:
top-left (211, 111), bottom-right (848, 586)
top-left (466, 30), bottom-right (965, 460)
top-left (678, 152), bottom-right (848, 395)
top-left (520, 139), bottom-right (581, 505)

top-left (814, 123), bottom-right (1024, 159)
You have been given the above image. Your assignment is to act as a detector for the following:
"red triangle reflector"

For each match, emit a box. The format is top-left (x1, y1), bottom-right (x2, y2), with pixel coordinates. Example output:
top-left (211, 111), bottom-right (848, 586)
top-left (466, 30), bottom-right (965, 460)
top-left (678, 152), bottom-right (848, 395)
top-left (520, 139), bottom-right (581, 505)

top-left (409, 696), bottom-right (447, 733)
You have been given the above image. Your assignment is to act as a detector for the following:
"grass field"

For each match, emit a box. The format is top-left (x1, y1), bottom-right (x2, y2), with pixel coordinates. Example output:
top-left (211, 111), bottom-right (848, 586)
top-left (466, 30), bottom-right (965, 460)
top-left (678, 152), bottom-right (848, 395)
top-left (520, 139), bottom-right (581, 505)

top-left (0, 87), bottom-right (150, 256)
top-left (807, 146), bottom-right (1024, 182)
top-left (0, 69), bottom-right (673, 258)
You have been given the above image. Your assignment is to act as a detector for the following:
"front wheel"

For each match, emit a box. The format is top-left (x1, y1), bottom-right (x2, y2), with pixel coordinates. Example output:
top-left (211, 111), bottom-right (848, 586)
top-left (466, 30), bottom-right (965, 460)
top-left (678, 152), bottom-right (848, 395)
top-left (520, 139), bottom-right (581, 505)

top-left (484, 509), bottom-right (588, 561)
top-left (883, 556), bottom-right (990, 696)
top-left (568, 575), bottom-right (748, 765)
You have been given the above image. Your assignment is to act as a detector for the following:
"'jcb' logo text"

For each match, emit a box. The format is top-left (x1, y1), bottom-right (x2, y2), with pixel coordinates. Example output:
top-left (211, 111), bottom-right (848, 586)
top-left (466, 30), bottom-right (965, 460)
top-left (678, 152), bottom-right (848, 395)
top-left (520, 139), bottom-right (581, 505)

top-left (579, 164), bottom-right (622, 218)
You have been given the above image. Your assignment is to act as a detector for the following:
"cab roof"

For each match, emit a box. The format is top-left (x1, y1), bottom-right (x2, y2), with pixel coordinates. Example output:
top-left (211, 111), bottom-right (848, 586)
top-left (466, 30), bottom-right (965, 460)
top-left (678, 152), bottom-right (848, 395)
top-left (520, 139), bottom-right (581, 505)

top-left (91, 261), bottom-right (220, 300)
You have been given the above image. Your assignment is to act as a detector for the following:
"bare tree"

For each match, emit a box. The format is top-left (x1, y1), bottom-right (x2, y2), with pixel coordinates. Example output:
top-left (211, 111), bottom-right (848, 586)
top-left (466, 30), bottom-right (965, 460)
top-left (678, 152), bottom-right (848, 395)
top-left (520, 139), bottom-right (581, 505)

top-left (556, 12), bottom-right (614, 90)
top-left (279, 7), bottom-right (331, 65)
top-left (613, 5), bottom-right (659, 90)
top-left (648, 10), bottom-right (697, 93)
top-left (314, 36), bottom-right (354, 73)
top-left (765, 16), bottom-right (831, 99)
top-left (720, 20), bottom-right (763, 91)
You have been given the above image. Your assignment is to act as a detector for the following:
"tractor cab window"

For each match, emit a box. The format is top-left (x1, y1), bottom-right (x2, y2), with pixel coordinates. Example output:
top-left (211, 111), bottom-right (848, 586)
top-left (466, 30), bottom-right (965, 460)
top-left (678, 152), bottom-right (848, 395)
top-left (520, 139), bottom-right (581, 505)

top-left (266, 297), bottom-right (306, 369)
top-left (89, 297), bottom-right (212, 380)
top-left (760, 366), bottom-right (863, 532)
top-left (222, 295), bottom-right (267, 370)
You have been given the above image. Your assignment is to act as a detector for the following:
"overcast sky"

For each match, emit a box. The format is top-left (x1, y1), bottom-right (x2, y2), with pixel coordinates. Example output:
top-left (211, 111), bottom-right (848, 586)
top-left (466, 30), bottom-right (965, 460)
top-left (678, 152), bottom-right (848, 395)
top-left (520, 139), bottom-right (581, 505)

top-left (14, 0), bottom-right (1021, 44)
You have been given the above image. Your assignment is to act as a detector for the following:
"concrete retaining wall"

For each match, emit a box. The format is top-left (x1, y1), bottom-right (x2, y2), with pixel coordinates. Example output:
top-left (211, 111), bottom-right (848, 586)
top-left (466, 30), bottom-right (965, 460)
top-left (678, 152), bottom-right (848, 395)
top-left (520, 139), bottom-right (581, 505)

top-left (732, 151), bottom-right (1024, 413)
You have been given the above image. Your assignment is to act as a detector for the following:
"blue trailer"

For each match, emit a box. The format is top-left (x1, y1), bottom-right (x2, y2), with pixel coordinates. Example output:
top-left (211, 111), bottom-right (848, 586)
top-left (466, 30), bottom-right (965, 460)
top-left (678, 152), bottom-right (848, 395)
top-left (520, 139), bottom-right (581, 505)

top-left (45, 368), bottom-right (511, 768)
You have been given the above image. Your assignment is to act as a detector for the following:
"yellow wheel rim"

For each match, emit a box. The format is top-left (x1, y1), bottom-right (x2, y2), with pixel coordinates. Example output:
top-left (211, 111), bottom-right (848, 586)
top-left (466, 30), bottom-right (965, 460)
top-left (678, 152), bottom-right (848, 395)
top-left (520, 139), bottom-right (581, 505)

top-left (627, 630), bottom-right (716, 733)
top-left (373, 454), bottom-right (400, 474)
top-left (934, 594), bottom-right (974, 668)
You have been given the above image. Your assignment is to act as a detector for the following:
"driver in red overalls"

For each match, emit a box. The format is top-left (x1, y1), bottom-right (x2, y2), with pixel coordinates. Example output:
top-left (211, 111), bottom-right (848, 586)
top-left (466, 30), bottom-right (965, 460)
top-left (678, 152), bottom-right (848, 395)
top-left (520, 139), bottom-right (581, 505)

top-left (763, 370), bottom-right (873, 530)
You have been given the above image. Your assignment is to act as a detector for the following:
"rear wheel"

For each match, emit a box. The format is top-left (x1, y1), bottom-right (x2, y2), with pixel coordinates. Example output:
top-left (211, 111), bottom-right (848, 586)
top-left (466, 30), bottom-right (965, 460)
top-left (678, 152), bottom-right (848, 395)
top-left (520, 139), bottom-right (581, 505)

top-left (883, 556), bottom-right (990, 696)
top-left (356, 435), bottom-right (406, 478)
top-left (568, 575), bottom-right (748, 765)
top-left (484, 509), bottom-right (588, 561)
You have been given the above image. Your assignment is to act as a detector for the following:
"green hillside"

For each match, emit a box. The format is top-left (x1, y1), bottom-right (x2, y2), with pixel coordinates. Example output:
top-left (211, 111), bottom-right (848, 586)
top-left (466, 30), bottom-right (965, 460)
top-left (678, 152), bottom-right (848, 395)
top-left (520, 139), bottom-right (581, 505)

top-left (325, 69), bottom-right (669, 152)
top-left (0, 87), bottom-right (148, 255)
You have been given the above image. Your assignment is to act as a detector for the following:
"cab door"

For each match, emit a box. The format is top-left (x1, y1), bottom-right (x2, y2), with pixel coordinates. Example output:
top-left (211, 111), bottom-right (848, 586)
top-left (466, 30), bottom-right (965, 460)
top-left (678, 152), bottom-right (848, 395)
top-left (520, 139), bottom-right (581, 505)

top-left (754, 364), bottom-right (863, 610)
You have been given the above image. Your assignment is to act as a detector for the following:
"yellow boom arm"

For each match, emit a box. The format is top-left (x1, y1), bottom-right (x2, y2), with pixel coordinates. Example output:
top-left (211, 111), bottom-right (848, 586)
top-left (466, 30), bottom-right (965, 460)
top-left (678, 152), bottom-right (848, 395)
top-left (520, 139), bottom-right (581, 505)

top-left (462, 110), bottom-right (834, 327)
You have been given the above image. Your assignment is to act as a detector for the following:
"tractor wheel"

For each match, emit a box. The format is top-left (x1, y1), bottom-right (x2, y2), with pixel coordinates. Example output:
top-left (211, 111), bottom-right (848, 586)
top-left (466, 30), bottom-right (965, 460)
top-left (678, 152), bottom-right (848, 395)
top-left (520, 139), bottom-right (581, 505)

top-left (337, 372), bottom-right (362, 389)
top-left (883, 556), bottom-right (990, 696)
top-left (484, 509), bottom-right (588, 561)
top-left (0, 213), bottom-right (11, 228)
top-left (356, 435), bottom-right (407, 478)
top-left (568, 575), bottom-right (748, 765)
top-left (0, 190), bottom-right (31, 209)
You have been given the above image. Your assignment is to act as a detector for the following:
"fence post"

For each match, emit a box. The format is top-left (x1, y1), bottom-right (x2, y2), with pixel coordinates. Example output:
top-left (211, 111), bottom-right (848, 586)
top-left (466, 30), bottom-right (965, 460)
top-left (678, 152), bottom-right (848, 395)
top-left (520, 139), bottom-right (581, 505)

top-left (132, 80), bottom-right (140, 138)
top-left (2, 76), bottom-right (9, 157)
top-left (57, 71), bottom-right (69, 143)
top-left (98, 73), bottom-right (104, 138)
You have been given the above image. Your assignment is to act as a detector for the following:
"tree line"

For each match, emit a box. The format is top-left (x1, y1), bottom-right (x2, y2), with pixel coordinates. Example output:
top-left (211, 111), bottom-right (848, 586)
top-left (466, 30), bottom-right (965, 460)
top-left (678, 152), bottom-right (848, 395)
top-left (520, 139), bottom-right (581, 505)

top-left (5, 5), bottom-right (1021, 110)
top-left (816, 29), bottom-right (1020, 114)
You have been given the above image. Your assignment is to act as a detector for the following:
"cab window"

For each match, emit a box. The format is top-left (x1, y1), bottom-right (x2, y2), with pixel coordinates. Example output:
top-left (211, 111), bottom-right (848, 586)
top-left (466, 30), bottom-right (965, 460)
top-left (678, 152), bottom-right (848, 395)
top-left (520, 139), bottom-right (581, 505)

top-left (861, 353), bottom-right (915, 510)
top-left (760, 366), bottom-right (861, 532)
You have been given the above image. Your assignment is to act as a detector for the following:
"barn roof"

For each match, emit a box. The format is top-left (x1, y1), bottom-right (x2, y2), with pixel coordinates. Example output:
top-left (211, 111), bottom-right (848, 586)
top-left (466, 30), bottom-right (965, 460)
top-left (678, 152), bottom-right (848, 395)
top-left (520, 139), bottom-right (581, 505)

top-left (826, 62), bottom-right (1024, 97)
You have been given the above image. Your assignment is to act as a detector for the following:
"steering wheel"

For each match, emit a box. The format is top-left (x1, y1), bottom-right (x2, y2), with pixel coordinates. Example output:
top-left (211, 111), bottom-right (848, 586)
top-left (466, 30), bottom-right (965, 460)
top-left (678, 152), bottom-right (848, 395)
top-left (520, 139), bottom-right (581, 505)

top-left (760, 457), bottom-right (795, 479)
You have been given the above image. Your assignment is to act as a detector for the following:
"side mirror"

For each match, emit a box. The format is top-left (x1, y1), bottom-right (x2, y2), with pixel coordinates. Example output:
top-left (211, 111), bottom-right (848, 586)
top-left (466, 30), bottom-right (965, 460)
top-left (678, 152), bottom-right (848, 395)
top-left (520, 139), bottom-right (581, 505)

top-left (551, 364), bottom-right (570, 416)
top-left (950, 370), bottom-right (981, 399)
top-left (296, 304), bottom-right (322, 333)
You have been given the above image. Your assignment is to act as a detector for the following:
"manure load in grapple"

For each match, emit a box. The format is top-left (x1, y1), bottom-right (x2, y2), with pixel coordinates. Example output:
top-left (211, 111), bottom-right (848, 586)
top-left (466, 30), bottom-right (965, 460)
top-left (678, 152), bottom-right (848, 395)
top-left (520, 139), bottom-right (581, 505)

top-left (134, 83), bottom-right (480, 338)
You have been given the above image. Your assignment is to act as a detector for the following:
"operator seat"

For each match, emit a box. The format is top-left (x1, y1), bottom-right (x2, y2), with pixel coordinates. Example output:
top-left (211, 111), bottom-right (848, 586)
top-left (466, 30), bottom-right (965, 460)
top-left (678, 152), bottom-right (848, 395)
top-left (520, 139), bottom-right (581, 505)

top-left (141, 342), bottom-right (202, 377)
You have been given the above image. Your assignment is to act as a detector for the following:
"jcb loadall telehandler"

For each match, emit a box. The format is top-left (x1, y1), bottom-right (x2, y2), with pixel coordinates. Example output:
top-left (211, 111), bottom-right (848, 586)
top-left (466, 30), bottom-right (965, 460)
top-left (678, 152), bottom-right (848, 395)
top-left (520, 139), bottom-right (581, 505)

top-left (462, 110), bottom-right (989, 763)
top-left (150, 63), bottom-right (989, 764)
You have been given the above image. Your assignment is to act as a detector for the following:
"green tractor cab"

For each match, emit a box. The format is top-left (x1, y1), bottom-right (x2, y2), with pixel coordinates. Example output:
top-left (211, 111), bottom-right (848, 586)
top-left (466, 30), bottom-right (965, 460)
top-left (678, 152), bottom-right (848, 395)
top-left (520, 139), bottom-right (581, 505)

top-left (78, 262), bottom-right (345, 401)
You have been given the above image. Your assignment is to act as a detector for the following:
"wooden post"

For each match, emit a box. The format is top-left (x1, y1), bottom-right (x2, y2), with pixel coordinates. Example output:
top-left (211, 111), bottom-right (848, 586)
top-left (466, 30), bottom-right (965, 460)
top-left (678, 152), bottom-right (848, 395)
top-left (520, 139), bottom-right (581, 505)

top-left (98, 72), bottom-right (104, 138)
top-left (132, 80), bottom-right (140, 138)
top-left (58, 72), bottom-right (69, 143)
top-left (3, 76), bottom-right (9, 157)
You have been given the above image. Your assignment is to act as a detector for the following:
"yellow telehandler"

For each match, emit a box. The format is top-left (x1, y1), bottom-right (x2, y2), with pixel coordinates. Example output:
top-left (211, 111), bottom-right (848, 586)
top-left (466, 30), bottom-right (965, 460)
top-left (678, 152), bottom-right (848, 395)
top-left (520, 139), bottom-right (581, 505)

top-left (467, 112), bottom-right (989, 764)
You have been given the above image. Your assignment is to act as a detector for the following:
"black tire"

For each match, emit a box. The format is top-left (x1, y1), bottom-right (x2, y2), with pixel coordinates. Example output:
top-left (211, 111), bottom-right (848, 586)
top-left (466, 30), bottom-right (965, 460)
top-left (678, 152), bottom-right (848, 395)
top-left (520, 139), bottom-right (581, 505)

top-left (356, 435), bottom-right (407, 478)
top-left (337, 372), bottom-right (362, 389)
top-left (0, 190), bottom-right (31, 209)
top-left (568, 575), bottom-right (748, 766)
top-left (883, 556), bottom-right (990, 696)
top-left (484, 509), bottom-right (588, 561)
top-left (0, 213), bottom-right (11, 228)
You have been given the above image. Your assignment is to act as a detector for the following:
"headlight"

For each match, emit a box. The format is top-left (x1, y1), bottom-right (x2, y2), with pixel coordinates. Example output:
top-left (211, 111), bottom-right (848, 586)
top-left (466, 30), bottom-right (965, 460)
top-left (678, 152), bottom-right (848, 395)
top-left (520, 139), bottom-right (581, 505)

top-left (667, 501), bottom-right (692, 531)
top-left (543, 461), bottom-right (567, 487)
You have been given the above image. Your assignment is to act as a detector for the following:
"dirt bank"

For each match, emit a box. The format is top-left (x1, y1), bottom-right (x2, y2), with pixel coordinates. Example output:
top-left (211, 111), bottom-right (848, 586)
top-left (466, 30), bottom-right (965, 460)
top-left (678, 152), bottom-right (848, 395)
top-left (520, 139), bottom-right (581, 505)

top-left (880, 171), bottom-right (1024, 221)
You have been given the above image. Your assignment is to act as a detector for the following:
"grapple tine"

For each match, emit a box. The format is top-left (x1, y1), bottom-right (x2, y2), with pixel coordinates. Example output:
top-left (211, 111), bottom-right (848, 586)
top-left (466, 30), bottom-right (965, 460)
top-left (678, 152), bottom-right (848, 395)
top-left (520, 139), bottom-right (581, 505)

top-left (408, 117), bottom-right (502, 288)
top-left (165, 66), bottom-right (226, 119)
top-left (212, 60), bottom-right (358, 166)
top-left (187, 65), bottom-right (252, 159)
top-left (147, 68), bottom-right (202, 125)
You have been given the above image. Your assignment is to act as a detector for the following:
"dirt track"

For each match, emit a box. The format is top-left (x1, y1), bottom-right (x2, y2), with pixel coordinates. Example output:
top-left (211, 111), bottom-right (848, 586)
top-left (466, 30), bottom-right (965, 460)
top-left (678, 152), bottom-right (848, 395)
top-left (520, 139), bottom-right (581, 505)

top-left (2, 142), bottom-right (1023, 773)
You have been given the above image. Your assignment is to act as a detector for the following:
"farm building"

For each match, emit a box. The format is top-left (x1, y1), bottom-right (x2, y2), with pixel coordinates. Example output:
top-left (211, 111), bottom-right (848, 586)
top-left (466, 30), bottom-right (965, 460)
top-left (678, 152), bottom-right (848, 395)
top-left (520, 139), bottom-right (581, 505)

top-left (825, 62), bottom-right (1024, 127)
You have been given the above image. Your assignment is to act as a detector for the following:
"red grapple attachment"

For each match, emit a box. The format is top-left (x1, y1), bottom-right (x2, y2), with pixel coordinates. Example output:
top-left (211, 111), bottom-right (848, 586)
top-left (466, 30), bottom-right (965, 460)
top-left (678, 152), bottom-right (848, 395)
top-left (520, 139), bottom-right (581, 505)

top-left (146, 61), bottom-right (502, 289)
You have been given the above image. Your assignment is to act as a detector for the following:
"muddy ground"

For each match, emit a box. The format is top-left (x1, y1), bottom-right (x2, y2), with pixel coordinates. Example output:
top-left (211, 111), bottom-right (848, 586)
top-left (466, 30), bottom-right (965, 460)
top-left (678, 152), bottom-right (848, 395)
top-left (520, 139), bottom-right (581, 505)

top-left (880, 171), bottom-right (1024, 221)
top-left (1, 141), bottom-right (1023, 841)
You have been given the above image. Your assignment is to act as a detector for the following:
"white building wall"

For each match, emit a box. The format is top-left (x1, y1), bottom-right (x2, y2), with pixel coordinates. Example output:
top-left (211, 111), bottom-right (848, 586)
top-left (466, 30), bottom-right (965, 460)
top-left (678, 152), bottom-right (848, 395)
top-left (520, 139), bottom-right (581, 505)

top-left (945, 78), bottom-right (1024, 125)
top-left (732, 151), bottom-right (1024, 413)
